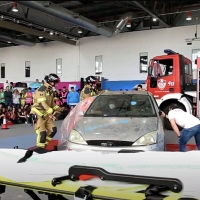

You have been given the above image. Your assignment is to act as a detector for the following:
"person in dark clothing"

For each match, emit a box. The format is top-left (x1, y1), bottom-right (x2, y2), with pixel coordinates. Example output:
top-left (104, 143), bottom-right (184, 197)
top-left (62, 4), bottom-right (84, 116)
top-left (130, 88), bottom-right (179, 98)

top-left (56, 106), bottom-right (69, 120)
top-left (9, 107), bottom-right (19, 124)
top-left (4, 86), bottom-right (12, 106)
top-left (18, 108), bottom-right (26, 124)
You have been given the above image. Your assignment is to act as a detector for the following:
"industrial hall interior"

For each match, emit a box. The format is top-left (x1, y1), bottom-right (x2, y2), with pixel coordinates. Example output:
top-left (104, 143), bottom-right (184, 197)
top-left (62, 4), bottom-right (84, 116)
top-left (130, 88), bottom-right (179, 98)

top-left (1, 0), bottom-right (200, 200)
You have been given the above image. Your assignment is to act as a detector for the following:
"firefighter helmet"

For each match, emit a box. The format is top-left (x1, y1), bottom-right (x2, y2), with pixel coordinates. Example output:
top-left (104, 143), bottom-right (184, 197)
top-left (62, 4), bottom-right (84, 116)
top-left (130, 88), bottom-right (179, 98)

top-left (85, 76), bottom-right (97, 84)
top-left (44, 73), bottom-right (60, 84)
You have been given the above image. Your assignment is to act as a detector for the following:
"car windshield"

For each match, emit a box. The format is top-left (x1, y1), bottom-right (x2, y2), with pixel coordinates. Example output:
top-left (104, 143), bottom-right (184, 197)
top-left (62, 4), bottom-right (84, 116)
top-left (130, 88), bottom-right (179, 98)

top-left (85, 94), bottom-right (157, 117)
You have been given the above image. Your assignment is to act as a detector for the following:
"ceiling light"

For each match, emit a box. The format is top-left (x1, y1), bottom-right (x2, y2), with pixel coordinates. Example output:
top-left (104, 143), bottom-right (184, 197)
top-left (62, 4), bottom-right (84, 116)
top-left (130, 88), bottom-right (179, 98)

top-left (7, 41), bottom-right (11, 43)
top-left (78, 27), bottom-right (82, 34)
top-left (50, 31), bottom-right (53, 35)
top-left (186, 12), bottom-right (192, 20)
top-left (12, 3), bottom-right (18, 12)
top-left (152, 17), bottom-right (157, 21)
top-left (126, 20), bottom-right (131, 28)
top-left (39, 36), bottom-right (43, 39)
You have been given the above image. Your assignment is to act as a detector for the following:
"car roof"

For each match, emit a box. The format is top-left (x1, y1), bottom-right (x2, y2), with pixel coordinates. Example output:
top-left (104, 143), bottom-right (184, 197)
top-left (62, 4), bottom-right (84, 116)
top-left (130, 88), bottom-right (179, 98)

top-left (100, 90), bottom-right (151, 96)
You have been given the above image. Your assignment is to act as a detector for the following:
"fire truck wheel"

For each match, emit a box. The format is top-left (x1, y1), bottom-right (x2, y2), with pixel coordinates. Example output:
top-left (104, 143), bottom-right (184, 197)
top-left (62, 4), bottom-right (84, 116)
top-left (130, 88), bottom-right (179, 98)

top-left (163, 103), bottom-right (186, 130)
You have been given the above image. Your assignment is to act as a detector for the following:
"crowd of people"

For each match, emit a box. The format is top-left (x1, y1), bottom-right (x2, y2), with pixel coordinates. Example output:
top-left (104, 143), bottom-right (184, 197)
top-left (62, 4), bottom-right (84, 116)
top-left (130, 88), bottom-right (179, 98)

top-left (0, 84), bottom-right (81, 126)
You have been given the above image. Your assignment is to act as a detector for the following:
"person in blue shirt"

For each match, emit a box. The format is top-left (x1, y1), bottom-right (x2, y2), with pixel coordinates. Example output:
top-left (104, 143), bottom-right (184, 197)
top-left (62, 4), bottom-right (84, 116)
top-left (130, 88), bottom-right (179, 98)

top-left (67, 87), bottom-right (80, 109)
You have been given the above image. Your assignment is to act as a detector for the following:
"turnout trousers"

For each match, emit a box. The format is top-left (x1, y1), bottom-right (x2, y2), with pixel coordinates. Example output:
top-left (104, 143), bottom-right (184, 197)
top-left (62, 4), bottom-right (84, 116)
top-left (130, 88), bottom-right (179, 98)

top-left (34, 115), bottom-right (57, 148)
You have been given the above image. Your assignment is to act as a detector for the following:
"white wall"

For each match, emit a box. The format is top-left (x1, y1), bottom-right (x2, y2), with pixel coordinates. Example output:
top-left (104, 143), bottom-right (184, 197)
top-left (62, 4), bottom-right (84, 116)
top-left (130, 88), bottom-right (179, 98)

top-left (80, 25), bottom-right (200, 80)
top-left (0, 41), bottom-right (79, 82)
top-left (0, 24), bottom-right (200, 83)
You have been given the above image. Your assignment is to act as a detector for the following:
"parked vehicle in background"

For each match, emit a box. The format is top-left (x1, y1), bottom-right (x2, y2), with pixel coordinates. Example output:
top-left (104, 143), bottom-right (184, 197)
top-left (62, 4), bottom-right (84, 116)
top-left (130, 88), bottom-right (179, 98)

top-left (146, 49), bottom-right (197, 130)
top-left (58, 90), bottom-right (165, 153)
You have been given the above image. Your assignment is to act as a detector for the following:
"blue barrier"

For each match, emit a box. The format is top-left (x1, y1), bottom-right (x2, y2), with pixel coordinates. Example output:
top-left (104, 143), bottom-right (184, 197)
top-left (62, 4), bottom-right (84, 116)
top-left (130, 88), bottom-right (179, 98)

top-left (193, 79), bottom-right (197, 84)
top-left (102, 80), bottom-right (145, 91)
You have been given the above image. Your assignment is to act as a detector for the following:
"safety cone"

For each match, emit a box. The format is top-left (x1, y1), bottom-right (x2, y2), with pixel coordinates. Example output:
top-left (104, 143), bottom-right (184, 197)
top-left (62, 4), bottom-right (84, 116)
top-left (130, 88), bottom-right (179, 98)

top-left (1, 116), bottom-right (9, 130)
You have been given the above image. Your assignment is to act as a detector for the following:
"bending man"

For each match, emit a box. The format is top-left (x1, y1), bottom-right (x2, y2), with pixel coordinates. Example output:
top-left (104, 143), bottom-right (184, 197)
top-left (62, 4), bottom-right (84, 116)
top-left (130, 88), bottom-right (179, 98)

top-left (161, 103), bottom-right (200, 152)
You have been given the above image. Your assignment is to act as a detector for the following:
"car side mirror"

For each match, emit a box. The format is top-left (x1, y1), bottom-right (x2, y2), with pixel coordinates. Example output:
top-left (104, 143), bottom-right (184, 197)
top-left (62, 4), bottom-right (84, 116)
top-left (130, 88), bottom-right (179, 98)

top-left (148, 66), bottom-right (152, 75)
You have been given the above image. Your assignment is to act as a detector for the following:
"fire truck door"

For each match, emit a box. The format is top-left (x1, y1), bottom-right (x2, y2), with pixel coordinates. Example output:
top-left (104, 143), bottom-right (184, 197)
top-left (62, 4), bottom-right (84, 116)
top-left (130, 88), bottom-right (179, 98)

top-left (150, 59), bottom-right (175, 99)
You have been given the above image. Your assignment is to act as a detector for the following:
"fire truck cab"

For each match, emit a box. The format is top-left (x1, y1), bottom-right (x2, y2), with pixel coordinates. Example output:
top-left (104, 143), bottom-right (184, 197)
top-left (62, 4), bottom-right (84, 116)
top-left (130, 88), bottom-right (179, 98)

top-left (147, 49), bottom-right (196, 130)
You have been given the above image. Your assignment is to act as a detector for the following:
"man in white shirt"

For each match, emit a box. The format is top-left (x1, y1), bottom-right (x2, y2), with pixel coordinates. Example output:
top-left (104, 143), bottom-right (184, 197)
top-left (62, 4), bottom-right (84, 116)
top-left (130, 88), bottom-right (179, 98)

top-left (161, 103), bottom-right (200, 152)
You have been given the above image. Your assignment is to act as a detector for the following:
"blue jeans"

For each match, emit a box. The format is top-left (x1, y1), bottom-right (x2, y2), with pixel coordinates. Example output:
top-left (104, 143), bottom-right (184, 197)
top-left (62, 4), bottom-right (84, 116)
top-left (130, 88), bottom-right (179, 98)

top-left (5, 102), bottom-right (12, 106)
top-left (13, 103), bottom-right (20, 109)
top-left (179, 124), bottom-right (200, 152)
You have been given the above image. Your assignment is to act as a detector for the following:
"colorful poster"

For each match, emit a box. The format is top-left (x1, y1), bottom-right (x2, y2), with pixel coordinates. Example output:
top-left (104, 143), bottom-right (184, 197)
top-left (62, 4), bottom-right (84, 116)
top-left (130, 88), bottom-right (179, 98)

top-left (68, 84), bottom-right (78, 91)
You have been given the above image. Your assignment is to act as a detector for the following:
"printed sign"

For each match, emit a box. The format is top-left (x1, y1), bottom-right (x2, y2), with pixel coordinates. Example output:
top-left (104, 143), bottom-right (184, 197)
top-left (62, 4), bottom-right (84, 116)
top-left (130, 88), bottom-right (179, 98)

top-left (168, 81), bottom-right (175, 86)
top-left (68, 84), bottom-right (78, 91)
top-left (157, 79), bottom-right (166, 90)
top-left (157, 79), bottom-right (175, 90)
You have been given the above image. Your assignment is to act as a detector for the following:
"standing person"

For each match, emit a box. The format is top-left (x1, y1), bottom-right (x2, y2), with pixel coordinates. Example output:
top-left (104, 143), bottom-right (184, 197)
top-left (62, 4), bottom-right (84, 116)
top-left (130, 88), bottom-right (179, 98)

top-left (25, 88), bottom-right (33, 105)
top-left (0, 87), bottom-right (5, 105)
top-left (20, 90), bottom-right (26, 106)
top-left (80, 76), bottom-right (98, 101)
top-left (10, 82), bottom-right (14, 92)
top-left (161, 103), bottom-right (200, 152)
top-left (61, 87), bottom-right (68, 106)
top-left (53, 91), bottom-right (62, 106)
top-left (29, 73), bottom-right (61, 150)
top-left (67, 87), bottom-right (80, 109)
top-left (137, 84), bottom-right (143, 91)
top-left (12, 89), bottom-right (20, 109)
top-left (4, 86), bottom-right (12, 106)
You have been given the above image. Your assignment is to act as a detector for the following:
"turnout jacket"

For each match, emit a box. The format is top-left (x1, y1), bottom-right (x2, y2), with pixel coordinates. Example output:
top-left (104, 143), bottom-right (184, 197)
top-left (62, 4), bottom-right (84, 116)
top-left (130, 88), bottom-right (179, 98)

top-left (31, 83), bottom-right (60, 117)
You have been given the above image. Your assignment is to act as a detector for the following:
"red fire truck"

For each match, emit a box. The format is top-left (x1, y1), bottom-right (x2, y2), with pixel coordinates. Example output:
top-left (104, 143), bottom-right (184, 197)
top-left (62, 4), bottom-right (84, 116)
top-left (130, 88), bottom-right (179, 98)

top-left (147, 49), bottom-right (197, 130)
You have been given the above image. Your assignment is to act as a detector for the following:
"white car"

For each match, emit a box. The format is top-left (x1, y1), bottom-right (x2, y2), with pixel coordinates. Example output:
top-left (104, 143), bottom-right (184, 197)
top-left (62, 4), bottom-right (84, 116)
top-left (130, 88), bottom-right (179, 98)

top-left (58, 90), bottom-right (165, 153)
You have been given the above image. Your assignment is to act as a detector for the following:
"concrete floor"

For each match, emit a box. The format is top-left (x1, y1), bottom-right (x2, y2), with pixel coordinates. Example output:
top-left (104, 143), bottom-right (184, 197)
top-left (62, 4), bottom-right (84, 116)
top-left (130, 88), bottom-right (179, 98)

top-left (0, 120), bottom-right (196, 200)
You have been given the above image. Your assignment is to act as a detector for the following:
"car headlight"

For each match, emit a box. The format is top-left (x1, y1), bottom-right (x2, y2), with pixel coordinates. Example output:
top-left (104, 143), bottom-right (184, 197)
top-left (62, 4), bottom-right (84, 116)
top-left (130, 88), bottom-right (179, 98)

top-left (132, 131), bottom-right (158, 146)
top-left (68, 130), bottom-right (87, 145)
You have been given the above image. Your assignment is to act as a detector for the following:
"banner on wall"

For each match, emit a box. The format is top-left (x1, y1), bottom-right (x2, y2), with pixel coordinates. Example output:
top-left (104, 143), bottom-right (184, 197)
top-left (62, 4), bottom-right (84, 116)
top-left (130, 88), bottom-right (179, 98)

top-left (68, 84), bottom-right (79, 91)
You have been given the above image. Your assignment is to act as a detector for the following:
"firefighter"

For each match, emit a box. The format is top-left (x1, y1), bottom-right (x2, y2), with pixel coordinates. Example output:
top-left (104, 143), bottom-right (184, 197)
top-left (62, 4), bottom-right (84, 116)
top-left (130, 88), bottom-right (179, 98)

top-left (30, 73), bottom-right (61, 149)
top-left (80, 76), bottom-right (98, 101)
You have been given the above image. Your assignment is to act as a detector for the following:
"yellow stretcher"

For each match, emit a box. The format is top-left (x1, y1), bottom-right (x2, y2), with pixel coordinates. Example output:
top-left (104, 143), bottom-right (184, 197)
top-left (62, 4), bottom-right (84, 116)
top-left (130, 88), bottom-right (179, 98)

top-left (0, 148), bottom-right (199, 200)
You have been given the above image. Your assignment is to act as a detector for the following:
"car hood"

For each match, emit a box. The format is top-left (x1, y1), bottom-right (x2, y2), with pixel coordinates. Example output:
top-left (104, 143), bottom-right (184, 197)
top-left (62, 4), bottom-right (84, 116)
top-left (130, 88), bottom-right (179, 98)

top-left (74, 117), bottom-right (158, 142)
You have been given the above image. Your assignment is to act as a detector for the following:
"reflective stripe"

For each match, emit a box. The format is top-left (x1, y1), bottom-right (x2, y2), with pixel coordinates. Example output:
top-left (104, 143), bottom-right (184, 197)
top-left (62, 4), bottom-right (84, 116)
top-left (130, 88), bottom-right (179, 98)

top-left (36, 143), bottom-right (45, 148)
top-left (37, 97), bottom-right (46, 102)
top-left (91, 91), bottom-right (96, 96)
top-left (53, 105), bottom-right (59, 110)
top-left (31, 108), bottom-right (43, 117)
top-left (46, 136), bottom-right (52, 141)
top-left (46, 108), bottom-right (53, 114)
